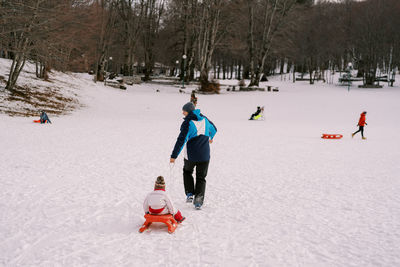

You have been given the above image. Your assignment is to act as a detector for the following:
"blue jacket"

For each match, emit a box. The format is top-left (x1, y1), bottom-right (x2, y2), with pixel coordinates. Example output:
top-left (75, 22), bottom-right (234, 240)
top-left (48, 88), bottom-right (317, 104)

top-left (40, 112), bottom-right (51, 124)
top-left (171, 109), bottom-right (217, 162)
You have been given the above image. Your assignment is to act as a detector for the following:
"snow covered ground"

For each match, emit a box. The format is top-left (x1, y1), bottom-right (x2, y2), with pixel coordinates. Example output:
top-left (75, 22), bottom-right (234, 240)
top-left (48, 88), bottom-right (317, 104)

top-left (1, 65), bottom-right (400, 266)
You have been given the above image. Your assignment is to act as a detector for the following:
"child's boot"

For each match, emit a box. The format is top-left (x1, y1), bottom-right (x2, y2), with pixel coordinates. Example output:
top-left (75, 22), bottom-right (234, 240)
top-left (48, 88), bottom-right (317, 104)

top-left (174, 211), bottom-right (185, 223)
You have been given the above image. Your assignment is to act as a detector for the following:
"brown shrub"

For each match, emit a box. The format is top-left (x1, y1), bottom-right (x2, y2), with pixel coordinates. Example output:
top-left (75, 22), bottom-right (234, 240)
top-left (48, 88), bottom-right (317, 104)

top-left (199, 79), bottom-right (220, 94)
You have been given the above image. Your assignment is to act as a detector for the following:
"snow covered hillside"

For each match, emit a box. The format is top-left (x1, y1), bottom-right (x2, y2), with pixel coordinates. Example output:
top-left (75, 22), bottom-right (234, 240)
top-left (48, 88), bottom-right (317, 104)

top-left (0, 58), bottom-right (81, 117)
top-left (1, 69), bottom-right (400, 266)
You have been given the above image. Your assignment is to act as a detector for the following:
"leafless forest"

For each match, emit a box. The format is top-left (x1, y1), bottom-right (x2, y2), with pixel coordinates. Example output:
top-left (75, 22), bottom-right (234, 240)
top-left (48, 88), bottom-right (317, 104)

top-left (1, 0), bottom-right (399, 92)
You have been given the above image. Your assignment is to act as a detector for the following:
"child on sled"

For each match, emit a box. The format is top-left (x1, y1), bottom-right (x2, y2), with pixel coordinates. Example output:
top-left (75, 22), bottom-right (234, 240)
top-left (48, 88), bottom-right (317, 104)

top-left (34, 110), bottom-right (52, 124)
top-left (249, 106), bottom-right (264, 120)
top-left (143, 176), bottom-right (185, 223)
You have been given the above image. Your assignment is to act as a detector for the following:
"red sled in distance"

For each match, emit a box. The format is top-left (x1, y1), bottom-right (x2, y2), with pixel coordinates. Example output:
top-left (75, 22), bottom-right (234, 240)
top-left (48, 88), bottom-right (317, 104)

top-left (321, 134), bottom-right (343, 139)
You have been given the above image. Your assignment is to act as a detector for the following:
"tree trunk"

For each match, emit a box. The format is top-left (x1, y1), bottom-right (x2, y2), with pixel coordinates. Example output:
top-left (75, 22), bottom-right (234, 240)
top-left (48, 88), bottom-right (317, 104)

top-left (196, 0), bottom-right (222, 92)
top-left (247, 0), bottom-right (296, 87)
top-left (222, 60), bottom-right (226, 80)
top-left (36, 60), bottom-right (40, 78)
top-left (200, 69), bottom-right (209, 88)
top-left (217, 61), bottom-right (220, 79)
top-left (247, 2), bottom-right (256, 86)
top-left (213, 61), bottom-right (217, 79)
top-left (6, 55), bottom-right (26, 91)
top-left (293, 64), bottom-right (296, 83)
top-left (249, 71), bottom-right (260, 87)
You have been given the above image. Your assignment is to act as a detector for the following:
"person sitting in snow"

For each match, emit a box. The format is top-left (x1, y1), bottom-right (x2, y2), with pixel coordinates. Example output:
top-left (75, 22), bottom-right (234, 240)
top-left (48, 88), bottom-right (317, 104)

top-left (249, 106), bottom-right (262, 120)
top-left (34, 110), bottom-right (51, 124)
top-left (352, 111), bottom-right (367, 139)
top-left (39, 110), bottom-right (51, 124)
top-left (143, 176), bottom-right (185, 223)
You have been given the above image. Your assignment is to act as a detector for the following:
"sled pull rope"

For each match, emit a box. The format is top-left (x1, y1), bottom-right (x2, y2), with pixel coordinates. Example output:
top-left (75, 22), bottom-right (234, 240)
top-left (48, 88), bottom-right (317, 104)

top-left (169, 162), bottom-right (175, 192)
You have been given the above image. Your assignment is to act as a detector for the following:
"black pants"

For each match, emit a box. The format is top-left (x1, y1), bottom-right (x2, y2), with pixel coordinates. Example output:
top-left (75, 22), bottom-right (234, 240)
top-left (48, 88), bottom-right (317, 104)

top-left (353, 126), bottom-right (364, 137)
top-left (250, 111), bottom-right (260, 120)
top-left (183, 159), bottom-right (209, 205)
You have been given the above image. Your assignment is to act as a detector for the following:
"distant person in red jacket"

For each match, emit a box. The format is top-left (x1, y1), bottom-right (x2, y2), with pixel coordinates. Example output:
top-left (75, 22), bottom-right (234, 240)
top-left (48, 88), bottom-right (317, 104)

top-left (352, 111), bottom-right (367, 139)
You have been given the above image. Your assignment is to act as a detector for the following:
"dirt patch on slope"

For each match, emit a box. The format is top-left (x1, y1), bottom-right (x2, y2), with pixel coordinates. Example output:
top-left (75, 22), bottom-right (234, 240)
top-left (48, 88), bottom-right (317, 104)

top-left (0, 81), bottom-right (81, 117)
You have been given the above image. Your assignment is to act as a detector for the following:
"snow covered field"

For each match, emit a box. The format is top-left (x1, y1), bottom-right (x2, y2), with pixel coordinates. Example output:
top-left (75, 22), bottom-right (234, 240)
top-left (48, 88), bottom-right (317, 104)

top-left (1, 69), bottom-right (400, 266)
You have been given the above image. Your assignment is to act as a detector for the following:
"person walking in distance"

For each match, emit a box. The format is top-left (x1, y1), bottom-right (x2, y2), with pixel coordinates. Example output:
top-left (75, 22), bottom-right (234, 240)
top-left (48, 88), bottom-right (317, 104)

top-left (170, 102), bottom-right (217, 210)
top-left (352, 111), bottom-right (368, 139)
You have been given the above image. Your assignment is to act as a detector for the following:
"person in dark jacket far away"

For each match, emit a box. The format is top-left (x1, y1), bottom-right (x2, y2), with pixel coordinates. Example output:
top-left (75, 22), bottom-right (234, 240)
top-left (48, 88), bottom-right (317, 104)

top-left (40, 111), bottom-right (51, 124)
top-left (170, 102), bottom-right (217, 210)
top-left (249, 106), bottom-right (261, 120)
top-left (352, 111), bottom-right (367, 139)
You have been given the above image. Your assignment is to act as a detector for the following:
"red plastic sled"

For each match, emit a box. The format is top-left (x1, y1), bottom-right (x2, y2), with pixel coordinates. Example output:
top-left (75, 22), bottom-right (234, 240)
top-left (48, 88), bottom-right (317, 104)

top-left (321, 134), bottom-right (343, 139)
top-left (139, 214), bottom-right (178, 234)
top-left (33, 120), bottom-right (47, 123)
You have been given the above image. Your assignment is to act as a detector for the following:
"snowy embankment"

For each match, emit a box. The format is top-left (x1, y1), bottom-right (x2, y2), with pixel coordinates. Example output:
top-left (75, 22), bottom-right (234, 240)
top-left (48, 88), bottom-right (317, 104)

top-left (1, 66), bottom-right (400, 266)
top-left (0, 58), bottom-right (81, 116)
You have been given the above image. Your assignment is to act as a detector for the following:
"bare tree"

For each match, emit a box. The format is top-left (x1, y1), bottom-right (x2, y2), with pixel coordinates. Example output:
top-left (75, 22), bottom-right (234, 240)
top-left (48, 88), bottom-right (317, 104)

top-left (1, 0), bottom-right (43, 90)
top-left (247, 0), bottom-right (297, 87)
top-left (117, 0), bottom-right (144, 76)
top-left (94, 0), bottom-right (118, 82)
top-left (140, 0), bottom-right (165, 81)
top-left (195, 0), bottom-right (223, 92)
top-left (0, 0), bottom-right (75, 90)
top-left (352, 0), bottom-right (398, 86)
top-left (1, 0), bottom-right (399, 90)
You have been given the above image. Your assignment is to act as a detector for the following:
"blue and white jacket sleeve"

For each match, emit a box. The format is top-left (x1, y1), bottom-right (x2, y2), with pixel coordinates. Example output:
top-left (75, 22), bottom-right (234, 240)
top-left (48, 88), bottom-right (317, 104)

top-left (208, 119), bottom-right (217, 140)
top-left (171, 120), bottom-right (190, 159)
